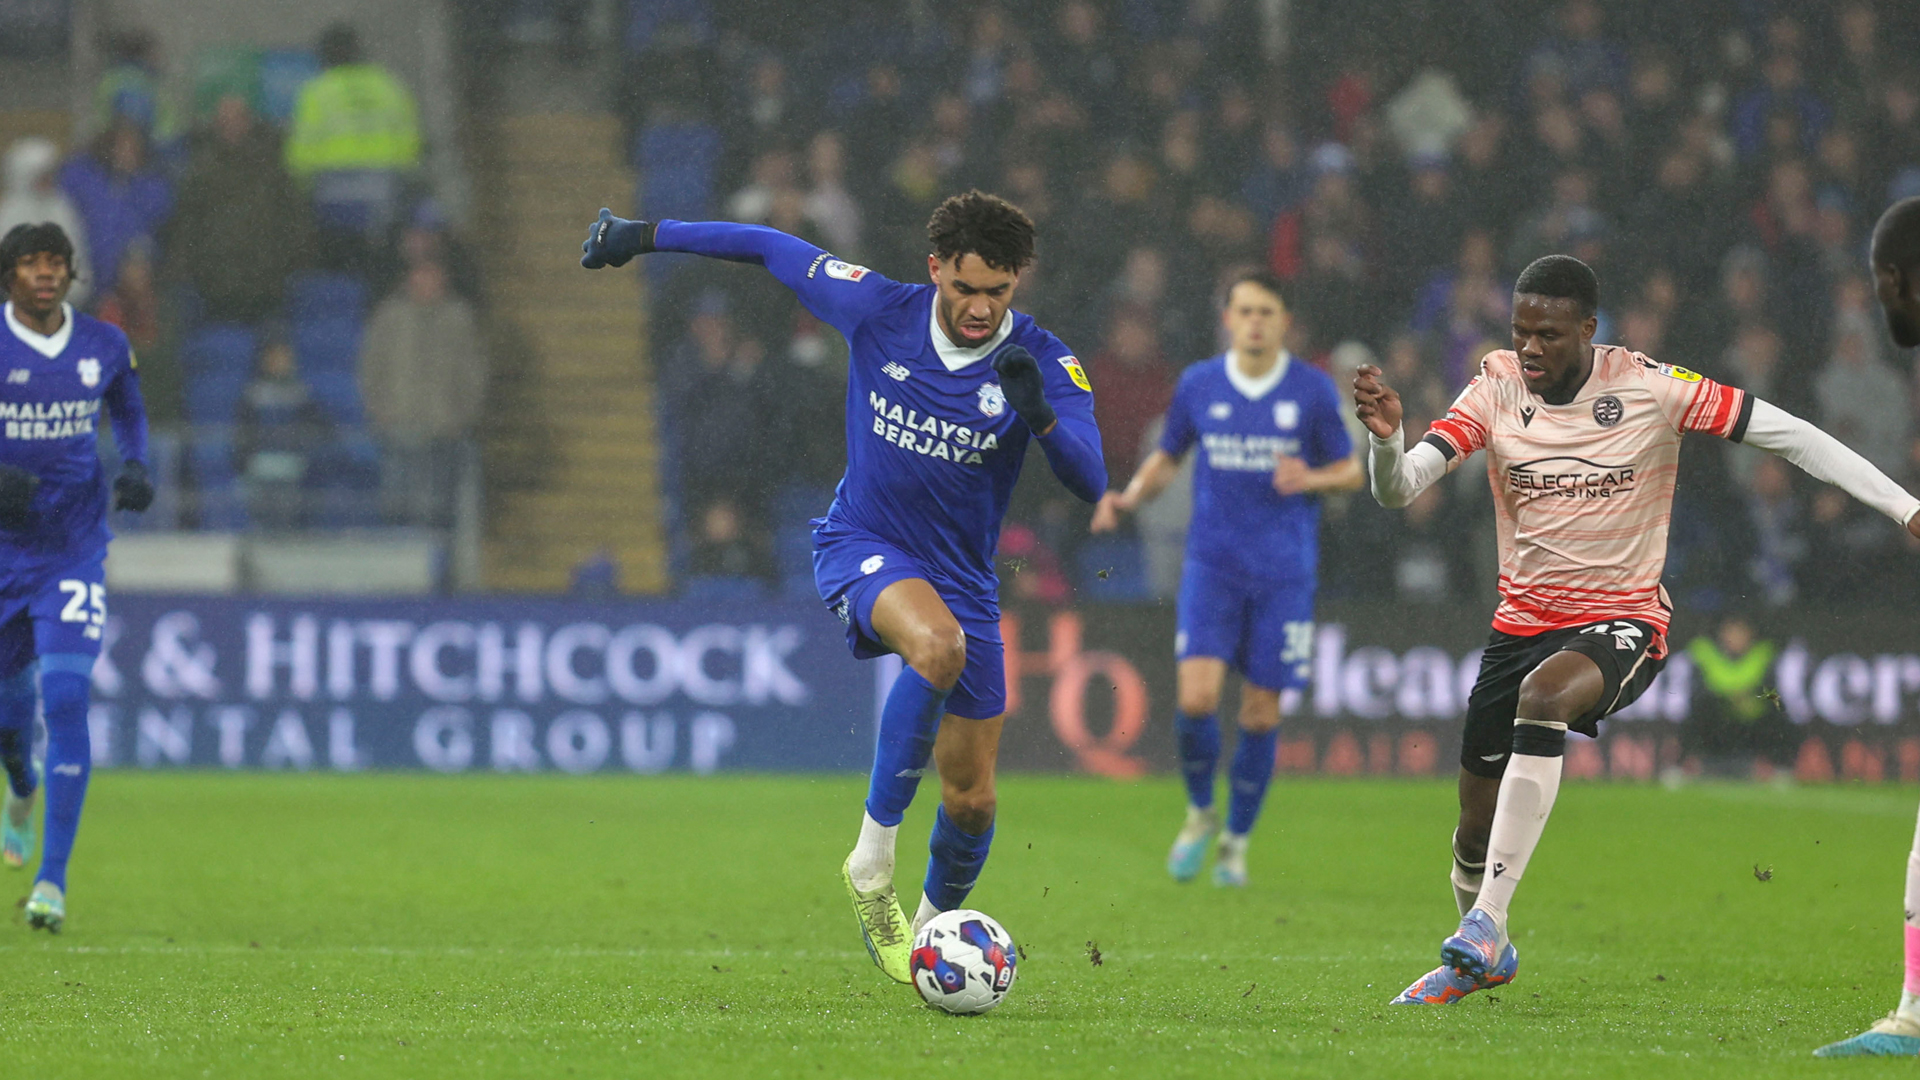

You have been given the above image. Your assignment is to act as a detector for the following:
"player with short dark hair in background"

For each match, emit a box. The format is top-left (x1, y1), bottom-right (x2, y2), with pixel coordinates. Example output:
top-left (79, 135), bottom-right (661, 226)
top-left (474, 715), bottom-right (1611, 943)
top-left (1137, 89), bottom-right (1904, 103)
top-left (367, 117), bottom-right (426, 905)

top-left (0, 222), bottom-right (153, 932)
top-left (1357, 253), bottom-right (1920, 1006)
top-left (582, 192), bottom-right (1104, 985)
top-left (1815, 196), bottom-right (1920, 1058)
top-left (1091, 270), bottom-right (1359, 887)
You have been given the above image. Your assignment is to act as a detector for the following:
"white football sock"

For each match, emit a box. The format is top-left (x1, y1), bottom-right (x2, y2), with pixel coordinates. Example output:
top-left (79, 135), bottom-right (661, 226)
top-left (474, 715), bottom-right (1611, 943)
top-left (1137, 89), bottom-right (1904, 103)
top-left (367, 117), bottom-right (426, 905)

top-left (1219, 831), bottom-right (1249, 859)
top-left (847, 811), bottom-right (898, 894)
top-left (1451, 830), bottom-right (1484, 917)
top-left (1470, 720), bottom-right (1567, 947)
top-left (913, 893), bottom-right (940, 934)
top-left (1898, 803), bottom-right (1920, 1023)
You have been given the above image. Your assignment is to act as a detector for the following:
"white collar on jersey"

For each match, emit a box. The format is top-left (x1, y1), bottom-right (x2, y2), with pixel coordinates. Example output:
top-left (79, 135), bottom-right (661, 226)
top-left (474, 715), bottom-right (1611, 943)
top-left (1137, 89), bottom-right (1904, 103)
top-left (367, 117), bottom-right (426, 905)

top-left (927, 299), bottom-right (1013, 373)
top-left (3, 302), bottom-right (74, 360)
top-left (1225, 348), bottom-right (1290, 401)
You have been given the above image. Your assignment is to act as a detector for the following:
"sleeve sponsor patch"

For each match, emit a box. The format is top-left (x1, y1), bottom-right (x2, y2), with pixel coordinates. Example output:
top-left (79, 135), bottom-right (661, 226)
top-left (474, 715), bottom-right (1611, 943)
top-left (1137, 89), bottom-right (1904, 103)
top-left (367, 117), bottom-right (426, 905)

top-left (1656, 363), bottom-right (1703, 382)
top-left (823, 259), bottom-right (869, 282)
top-left (1058, 355), bottom-right (1091, 392)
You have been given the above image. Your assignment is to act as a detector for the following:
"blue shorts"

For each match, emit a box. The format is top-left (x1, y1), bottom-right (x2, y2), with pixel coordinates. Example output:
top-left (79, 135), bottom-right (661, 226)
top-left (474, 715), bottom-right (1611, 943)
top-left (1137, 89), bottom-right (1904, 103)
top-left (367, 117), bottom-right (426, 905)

top-left (0, 552), bottom-right (108, 676)
top-left (812, 524), bottom-right (1006, 721)
top-left (1175, 561), bottom-right (1315, 692)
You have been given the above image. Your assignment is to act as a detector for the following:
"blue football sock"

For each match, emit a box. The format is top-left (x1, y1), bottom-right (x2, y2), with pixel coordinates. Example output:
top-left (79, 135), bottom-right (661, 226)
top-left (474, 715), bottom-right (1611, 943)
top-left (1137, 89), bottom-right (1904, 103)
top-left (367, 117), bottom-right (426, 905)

top-left (0, 664), bottom-right (35, 799)
top-left (1226, 726), bottom-right (1280, 836)
top-left (864, 667), bottom-right (950, 827)
top-left (1175, 712), bottom-right (1220, 810)
top-left (37, 661), bottom-right (92, 892)
top-left (923, 805), bottom-right (994, 912)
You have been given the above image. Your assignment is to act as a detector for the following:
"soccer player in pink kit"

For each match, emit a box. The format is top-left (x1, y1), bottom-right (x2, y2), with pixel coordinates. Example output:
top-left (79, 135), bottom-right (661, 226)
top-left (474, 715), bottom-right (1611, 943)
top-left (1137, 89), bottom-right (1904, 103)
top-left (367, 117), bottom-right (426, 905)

top-left (1356, 254), bottom-right (1920, 1007)
top-left (1816, 197), bottom-right (1920, 1057)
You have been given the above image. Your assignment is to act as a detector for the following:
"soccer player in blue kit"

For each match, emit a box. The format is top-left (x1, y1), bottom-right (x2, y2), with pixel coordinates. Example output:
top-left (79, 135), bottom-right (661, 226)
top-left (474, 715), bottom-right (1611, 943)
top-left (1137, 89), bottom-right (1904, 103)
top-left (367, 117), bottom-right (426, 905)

top-left (1092, 271), bottom-right (1358, 886)
top-left (0, 223), bottom-right (153, 932)
top-left (581, 192), bottom-right (1105, 983)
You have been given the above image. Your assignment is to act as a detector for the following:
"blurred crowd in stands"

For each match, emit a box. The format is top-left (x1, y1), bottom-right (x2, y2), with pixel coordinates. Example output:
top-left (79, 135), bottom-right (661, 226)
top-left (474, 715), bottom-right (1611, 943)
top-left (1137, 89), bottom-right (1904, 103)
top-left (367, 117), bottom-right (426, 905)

top-left (0, 24), bottom-right (486, 533)
top-left (618, 0), bottom-right (1920, 610)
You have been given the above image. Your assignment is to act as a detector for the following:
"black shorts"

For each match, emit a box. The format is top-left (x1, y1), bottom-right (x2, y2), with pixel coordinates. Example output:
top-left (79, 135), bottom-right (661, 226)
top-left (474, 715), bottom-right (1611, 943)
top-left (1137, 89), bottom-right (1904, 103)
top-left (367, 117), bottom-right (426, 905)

top-left (1459, 618), bottom-right (1668, 779)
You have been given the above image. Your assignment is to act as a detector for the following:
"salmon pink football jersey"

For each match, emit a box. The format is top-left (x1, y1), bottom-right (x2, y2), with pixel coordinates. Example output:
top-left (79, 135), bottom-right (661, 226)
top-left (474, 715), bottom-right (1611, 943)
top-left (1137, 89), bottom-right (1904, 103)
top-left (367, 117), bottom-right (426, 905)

top-left (1421, 345), bottom-right (1750, 637)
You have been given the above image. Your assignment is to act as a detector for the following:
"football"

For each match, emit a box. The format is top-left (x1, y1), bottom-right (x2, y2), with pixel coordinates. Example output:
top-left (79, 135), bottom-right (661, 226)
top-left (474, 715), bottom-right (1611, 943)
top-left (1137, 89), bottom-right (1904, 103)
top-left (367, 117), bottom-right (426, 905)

top-left (909, 909), bottom-right (1018, 1015)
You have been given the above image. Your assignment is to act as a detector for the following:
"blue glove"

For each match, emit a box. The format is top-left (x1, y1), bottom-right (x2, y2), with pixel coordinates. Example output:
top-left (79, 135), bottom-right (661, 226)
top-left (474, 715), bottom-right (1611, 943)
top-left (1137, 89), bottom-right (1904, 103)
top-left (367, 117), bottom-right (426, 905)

top-left (580, 208), bottom-right (656, 269)
top-left (992, 345), bottom-right (1056, 434)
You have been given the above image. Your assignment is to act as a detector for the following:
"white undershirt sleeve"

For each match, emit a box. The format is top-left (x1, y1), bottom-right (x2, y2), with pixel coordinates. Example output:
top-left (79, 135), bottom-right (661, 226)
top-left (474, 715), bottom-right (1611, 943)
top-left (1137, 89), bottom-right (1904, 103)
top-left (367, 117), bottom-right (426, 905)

top-left (1740, 398), bottom-right (1920, 527)
top-left (1367, 427), bottom-right (1451, 509)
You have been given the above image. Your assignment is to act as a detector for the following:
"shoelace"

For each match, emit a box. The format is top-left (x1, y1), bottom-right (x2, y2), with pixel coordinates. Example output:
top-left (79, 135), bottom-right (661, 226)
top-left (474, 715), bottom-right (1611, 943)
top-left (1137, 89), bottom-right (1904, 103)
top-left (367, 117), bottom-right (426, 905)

top-left (857, 891), bottom-right (905, 947)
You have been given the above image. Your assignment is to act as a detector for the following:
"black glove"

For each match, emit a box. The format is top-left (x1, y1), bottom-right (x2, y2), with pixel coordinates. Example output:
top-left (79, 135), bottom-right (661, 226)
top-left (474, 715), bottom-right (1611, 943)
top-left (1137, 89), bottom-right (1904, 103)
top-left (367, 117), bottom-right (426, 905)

top-left (992, 345), bottom-right (1057, 433)
top-left (580, 207), bottom-right (656, 269)
top-left (113, 460), bottom-right (154, 512)
top-left (0, 464), bottom-right (38, 530)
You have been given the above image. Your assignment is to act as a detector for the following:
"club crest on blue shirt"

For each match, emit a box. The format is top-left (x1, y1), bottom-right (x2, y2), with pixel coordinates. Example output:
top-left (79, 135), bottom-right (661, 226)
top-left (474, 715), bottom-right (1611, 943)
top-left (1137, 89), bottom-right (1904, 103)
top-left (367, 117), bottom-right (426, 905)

top-left (977, 382), bottom-right (1006, 418)
top-left (77, 358), bottom-right (100, 388)
top-left (1273, 401), bottom-right (1299, 429)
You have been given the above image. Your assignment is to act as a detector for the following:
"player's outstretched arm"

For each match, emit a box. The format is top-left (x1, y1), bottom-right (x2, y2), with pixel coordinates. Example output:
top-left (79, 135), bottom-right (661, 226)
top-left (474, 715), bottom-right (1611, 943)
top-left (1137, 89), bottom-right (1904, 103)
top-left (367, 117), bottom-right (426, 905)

top-left (104, 361), bottom-right (153, 512)
top-left (993, 346), bottom-right (1106, 503)
top-left (1741, 398), bottom-right (1920, 536)
top-left (1354, 365), bottom-right (1450, 509)
top-left (580, 209), bottom-right (890, 334)
top-left (1091, 450), bottom-right (1182, 532)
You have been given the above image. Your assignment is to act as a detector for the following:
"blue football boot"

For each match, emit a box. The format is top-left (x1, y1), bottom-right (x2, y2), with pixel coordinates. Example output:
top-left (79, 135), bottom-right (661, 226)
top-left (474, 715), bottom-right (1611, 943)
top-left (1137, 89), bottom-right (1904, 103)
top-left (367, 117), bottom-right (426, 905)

top-left (2, 761), bottom-right (38, 870)
top-left (1813, 1013), bottom-right (1920, 1057)
top-left (1391, 942), bottom-right (1517, 1005)
top-left (1439, 909), bottom-right (1504, 983)
top-left (1166, 807), bottom-right (1218, 883)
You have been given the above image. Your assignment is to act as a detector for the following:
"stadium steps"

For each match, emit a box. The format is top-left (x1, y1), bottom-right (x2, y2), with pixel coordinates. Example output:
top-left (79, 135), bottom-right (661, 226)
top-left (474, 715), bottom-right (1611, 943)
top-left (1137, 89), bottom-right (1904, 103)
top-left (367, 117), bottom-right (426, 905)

top-left (472, 112), bottom-right (670, 594)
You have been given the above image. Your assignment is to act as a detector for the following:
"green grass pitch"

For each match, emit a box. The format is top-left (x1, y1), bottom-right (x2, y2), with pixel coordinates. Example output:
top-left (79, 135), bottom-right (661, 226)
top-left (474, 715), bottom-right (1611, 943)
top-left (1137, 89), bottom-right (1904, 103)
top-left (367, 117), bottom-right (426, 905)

top-left (2, 772), bottom-right (1918, 1077)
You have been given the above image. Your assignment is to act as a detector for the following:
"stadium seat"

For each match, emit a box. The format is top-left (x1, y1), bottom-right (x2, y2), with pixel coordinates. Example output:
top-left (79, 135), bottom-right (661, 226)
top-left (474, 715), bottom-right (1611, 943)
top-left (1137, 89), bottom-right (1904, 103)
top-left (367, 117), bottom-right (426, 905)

top-left (679, 575), bottom-right (768, 605)
top-left (286, 272), bottom-right (370, 428)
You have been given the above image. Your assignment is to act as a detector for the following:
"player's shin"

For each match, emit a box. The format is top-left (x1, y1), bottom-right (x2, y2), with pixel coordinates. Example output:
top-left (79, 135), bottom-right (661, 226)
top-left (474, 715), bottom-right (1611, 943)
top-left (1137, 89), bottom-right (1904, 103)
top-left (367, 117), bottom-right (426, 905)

top-left (1451, 830), bottom-right (1485, 917)
top-left (1175, 712), bottom-right (1221, 809)
top-left (1226, 727), bottom-right (1279, 837)
top-left (851, 669), bottom-right (951, 890)
top-left (922, 806), bottom-right (993, 918)
top-left (1469, 720), bottom-right (1567, 946)
top-left (0, 665), bottom-right (36, 799)
top-left (35, 662), bottom-right (92, 893)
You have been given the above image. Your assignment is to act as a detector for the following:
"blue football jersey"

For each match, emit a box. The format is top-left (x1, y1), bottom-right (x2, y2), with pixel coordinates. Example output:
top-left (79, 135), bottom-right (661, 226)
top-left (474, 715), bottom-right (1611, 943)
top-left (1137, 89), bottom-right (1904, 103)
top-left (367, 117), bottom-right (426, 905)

top-left (1160, 353), bottom-right (1352, 585)
top-left (652, 220), bottom-right (1103, 618)
top-left (0, 303), bottom-right (149, 577)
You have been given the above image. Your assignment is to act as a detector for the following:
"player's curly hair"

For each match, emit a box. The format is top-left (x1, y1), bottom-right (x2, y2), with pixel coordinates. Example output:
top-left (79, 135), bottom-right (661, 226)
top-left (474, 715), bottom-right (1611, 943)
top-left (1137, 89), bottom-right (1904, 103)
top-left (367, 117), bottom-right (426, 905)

top-left (1514, 254), bottom-right (1599, 319)
top-left (927, 190), bottom-right (1035, 273)
top-left (0, 222), bottom-right (77, 286)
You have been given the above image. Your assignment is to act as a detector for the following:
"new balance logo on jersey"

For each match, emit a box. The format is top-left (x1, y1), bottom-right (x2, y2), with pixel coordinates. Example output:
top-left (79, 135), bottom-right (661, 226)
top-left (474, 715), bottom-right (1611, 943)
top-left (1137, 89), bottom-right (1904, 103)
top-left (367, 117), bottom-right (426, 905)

top-left (1208, 402), bottom-right (1232, 420)
top-left (881, 362), bottom-right (911, 382)
top-left (5, 369), bottom-right (26, 385)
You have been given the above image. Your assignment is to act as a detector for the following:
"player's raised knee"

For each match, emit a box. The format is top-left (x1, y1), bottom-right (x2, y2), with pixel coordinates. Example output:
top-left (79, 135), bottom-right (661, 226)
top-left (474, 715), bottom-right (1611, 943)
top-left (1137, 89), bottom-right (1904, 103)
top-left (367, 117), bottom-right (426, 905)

top-left (900, 622), bottom-right (967, 690)
top-left (1515, 668), bottom-right (1589, 728)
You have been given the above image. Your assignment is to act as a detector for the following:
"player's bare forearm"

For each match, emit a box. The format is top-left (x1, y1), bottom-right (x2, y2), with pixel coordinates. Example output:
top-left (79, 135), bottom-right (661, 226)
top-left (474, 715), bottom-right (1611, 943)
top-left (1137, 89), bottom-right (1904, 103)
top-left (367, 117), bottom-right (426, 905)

top-left (1122, 451), bottom-right (1182, 506)
top-left (1312, 456), bottom-right (1364, 493)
